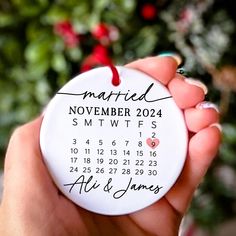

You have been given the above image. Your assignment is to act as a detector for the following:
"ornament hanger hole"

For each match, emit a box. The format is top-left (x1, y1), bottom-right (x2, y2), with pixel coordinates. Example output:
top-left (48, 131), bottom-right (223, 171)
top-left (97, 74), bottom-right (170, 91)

top-left (109, 64), bottom-right (121, 86)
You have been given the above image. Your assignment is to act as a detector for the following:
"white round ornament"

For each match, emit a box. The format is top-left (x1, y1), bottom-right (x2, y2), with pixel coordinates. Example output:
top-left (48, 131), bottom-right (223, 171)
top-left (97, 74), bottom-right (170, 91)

top-left (40, 66), bottom-right (188, 215)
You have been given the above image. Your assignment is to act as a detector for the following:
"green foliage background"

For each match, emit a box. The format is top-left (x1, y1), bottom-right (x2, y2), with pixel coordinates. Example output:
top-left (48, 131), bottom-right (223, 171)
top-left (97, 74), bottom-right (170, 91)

top-left (1, 0), bottom-right (236, 230)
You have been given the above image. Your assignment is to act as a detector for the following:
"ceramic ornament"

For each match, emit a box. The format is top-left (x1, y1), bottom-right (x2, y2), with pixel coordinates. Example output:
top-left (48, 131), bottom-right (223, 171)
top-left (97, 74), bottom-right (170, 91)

top-left (40, 66), bottom-right (188, 215)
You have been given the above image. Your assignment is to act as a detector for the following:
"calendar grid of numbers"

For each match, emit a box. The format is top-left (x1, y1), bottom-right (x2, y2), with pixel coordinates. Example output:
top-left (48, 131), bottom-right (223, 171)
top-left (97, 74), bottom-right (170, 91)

top-left (69, 134), bottom-right (160, 177)
top-left (40, 66), bottom-right (188, 215)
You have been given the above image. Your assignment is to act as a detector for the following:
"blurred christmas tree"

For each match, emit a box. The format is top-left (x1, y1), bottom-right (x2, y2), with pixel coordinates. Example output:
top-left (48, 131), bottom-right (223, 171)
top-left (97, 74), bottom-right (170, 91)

top-left (0, 0), bottom-right (236, 232)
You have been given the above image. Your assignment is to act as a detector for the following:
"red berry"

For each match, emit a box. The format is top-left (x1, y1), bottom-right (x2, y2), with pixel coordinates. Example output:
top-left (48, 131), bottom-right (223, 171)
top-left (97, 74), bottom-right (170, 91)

top-left (141, 3), bottom-right (157, 20)
top-left (92, 23), bottom-right (109, 40)
top-left (54, 21), bottom-right (79, 48)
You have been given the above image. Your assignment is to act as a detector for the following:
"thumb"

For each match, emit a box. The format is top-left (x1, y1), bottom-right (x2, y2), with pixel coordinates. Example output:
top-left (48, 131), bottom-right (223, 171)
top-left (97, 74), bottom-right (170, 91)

top-left (2, 117), bottom-right (57, 204)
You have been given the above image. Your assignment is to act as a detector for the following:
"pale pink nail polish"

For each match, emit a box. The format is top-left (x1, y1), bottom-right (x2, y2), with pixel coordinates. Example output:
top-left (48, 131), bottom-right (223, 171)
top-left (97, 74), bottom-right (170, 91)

top-left (210, 123), bottom-right (222, 132)
top-left (196, 101), bottom-right (219, 113)
top-left (185, 78), bottom-right (208, 95)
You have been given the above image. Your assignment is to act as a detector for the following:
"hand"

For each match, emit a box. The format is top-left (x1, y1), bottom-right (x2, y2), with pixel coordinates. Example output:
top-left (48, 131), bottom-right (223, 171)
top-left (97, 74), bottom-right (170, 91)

top-left (0, 56), bottom-right (221, 236)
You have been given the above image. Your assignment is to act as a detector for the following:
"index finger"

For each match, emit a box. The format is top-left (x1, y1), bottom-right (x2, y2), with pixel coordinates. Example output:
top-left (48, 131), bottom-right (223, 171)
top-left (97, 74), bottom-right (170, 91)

top-left (125, 56), bottom-right (179, 85)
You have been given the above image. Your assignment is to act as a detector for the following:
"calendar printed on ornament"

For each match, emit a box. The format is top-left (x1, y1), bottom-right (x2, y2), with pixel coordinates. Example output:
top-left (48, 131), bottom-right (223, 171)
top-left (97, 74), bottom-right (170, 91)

top-left (40, 66), bottom-right (188, 215)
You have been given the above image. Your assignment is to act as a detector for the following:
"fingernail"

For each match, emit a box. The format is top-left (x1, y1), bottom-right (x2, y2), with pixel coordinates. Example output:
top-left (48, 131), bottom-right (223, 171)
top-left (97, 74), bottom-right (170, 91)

top-left (210, 123), bottom-right (222, 132)
top-left (196, 101), bottom-right (219, 113)
top-left (157, 52), bottom-right (182, 66)
top-left (185, 78), bottom-right (208, 95)
top-left (177, 67), bottom-right (189, 77)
